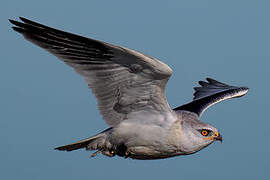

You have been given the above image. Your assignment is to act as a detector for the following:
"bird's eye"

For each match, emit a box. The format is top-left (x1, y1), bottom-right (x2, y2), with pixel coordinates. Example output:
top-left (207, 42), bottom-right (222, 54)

top-left (200, 129), bottom-right (211, 136)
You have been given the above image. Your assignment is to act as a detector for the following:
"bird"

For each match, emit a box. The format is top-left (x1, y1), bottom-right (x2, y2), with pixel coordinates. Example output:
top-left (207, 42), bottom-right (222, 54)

top-left (9, 17), bottom-right (249, 160)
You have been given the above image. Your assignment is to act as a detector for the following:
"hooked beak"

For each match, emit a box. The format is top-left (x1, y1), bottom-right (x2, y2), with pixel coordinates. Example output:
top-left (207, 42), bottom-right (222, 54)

top-left (214, 132), bottom-right (223, 143)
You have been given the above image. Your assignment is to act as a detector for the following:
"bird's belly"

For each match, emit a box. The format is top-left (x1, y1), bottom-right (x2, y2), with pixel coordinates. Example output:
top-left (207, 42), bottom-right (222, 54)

top-left (127, 146), bottom-right (184, 160)
top-left (111, 121), bottom-right (183, 160)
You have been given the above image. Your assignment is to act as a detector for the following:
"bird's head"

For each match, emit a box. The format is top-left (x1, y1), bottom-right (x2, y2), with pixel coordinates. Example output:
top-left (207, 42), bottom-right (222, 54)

top-left (178, 111), bottom-right (222, 154)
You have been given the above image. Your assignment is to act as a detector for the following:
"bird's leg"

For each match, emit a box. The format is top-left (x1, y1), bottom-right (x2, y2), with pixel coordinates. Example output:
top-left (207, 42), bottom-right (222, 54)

top-left (90, 150), bottom-right (101, 158)
top-left (124, 150), bottom-right (130, 159)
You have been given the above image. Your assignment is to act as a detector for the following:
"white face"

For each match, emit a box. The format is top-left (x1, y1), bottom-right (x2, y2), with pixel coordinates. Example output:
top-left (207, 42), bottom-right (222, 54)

top-left (180, 120), bottom-right (222, 154)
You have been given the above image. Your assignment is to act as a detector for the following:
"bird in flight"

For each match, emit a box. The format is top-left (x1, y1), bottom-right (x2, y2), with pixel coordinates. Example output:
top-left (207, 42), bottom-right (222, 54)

top-left (9, 17), bottom-right (249, 160)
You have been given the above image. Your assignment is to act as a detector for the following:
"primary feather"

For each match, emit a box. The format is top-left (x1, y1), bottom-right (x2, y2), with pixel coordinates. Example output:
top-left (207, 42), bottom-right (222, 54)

top-left (174, 78), bottom-right (249, 116)
top-left (9, 17), bottom-right (173, 127)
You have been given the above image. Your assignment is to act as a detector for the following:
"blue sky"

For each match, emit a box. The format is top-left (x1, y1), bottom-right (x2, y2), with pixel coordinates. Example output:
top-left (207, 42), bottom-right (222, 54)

top-left (1, 0), bottom-right (269, 179)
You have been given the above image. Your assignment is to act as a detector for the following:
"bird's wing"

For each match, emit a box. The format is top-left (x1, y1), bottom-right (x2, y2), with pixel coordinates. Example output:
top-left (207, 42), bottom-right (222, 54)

top-left (174, 78), bottom-right (249, 117)
top-left (10, 17), bottom-right (173, 126)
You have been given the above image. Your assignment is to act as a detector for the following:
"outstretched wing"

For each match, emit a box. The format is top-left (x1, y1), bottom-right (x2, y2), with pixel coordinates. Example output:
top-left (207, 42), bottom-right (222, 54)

top-left (10, 17), bottom-right (173, 126)
top-left (174, 78), bottom-right (249, 117)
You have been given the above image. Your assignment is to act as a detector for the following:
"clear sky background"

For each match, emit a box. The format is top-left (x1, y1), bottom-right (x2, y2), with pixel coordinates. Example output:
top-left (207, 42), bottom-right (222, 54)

top-left (1, 0), bottom-right (269, 179)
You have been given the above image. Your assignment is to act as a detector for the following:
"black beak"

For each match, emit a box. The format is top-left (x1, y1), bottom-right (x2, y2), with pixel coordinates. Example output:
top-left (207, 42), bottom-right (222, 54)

top-left (214, 134), bottom-right (223, 143)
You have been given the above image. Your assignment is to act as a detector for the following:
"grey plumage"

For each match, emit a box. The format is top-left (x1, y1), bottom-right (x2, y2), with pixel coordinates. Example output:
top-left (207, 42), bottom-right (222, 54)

top-left (9, 17), bottom-right (248, 160)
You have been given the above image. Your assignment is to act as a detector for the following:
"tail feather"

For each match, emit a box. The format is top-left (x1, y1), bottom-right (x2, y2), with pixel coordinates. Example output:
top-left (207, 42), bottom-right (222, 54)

top-left (55, 127), bottom-right (112, 152)
top-left (54, 137), bottom-right (97, 151)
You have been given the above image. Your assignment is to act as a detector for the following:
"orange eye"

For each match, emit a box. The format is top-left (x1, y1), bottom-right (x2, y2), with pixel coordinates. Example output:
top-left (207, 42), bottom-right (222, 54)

top-left (201, 130), bottom-right (209, 136)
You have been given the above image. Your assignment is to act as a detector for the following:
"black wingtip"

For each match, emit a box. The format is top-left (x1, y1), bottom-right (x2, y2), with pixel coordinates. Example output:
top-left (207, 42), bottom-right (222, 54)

top-left (198, 80), bottom-right (208, 86)
top-left (9, 18), bottom-right (25, 34)
top-left (240, 86), bottom-right (250, 92)
top-left (19, 16), bottom-right (26, 21)
top-left (206, 77), bottom-right (222, 84)
top-left (9, 17), bottom-right (34, 27)
top-left (19, 17), bottom-right (33, 24)
top-left (9, 19), bottom-right (25, 27)
top-left (9, 17), bottom-right (41, 35)
top-left (9, 19), bottom-right (18, 25)
top-left (11, 26), bottom-right (25, 33)
top-left (206, 77), bottom-right (214, 82)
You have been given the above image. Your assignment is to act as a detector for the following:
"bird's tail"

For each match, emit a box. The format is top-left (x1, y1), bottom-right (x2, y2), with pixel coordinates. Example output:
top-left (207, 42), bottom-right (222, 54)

top-left (54, 128), bottom-right (112, 152)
